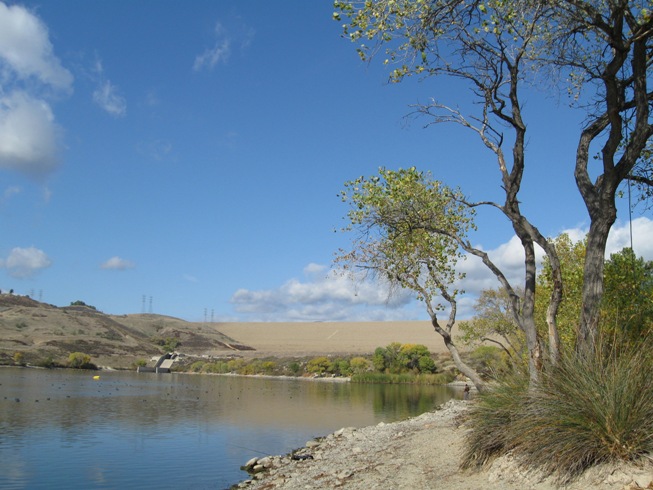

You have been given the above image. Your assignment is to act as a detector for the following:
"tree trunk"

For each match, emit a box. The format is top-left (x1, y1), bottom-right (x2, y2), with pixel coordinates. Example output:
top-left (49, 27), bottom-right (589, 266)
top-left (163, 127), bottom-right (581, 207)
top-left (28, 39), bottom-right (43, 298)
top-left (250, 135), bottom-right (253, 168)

top-left (430, 316), bottom-right (485, 392)
top-left (577, 210), bottom-right (615, 354)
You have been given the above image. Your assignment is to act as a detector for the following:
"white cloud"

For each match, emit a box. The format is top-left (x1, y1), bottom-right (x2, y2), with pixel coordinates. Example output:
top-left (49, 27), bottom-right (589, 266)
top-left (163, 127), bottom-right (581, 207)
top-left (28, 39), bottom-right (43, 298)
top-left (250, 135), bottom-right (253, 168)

top-left (231, 263), bottom-right (415, 322)
top-left (101, 256), bottom-right (135, 270)
top-left (0, 2), bottom-right (73, 91)
top-left (229, 218), bottom-right (653, 322)
top-left (194, 38), bottom-right (231, 71)
top-left (0, 91), bottom-right (60, 177)
top-left (193, 19), bottom-right (254, 72)
top-left (3, 246), bottom-right (51, 278)
top-left (93, 79), bottom-right (126, 117)
top-left (0, 3), bottom-right (70, 179)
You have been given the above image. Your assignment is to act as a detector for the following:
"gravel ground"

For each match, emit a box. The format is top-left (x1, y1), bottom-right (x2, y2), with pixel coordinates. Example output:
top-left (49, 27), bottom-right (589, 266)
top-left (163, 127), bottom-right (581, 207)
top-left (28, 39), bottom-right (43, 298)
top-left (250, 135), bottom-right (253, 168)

top-left (234, 400), bottom-right (653, 490)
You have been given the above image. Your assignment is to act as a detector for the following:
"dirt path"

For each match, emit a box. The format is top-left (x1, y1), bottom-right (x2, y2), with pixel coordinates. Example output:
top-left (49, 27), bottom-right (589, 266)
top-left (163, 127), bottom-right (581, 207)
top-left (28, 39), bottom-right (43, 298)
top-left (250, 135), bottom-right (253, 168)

top-left (234, 401), bottom-right (652, 490)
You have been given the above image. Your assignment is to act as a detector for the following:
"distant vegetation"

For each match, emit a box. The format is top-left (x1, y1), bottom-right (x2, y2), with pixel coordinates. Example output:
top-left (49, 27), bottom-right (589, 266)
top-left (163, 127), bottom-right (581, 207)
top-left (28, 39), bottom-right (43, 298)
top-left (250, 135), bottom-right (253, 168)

top-left (69, 300), bottom-right (97, 310)
top-left (174, 342), bottom-right (483, 385)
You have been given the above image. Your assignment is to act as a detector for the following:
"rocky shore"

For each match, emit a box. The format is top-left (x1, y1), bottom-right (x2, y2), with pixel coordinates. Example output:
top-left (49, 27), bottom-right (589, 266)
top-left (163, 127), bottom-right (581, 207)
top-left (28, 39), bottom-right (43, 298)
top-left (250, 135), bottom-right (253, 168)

top-left (234, 400), bottom-right (652, 490)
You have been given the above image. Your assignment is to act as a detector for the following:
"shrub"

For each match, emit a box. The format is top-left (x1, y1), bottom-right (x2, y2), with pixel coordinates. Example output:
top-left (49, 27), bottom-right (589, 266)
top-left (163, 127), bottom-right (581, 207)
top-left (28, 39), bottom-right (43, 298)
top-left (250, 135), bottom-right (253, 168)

top-left (469, 345), bottom-right (510, 377)
top-left (68, 352), bottom-right (97, 370)
top-left (306, 356), bottom-right (331, 375)
top-left (462, 336), bottom-right (653, 482)
top-left (350, 357), bottom-right (373, 374)
top-left (13, 352), bottom-right (24, 366)
top-left (287, 361), bottom-right (303, 376)
top-left (227, 359), bottom-right (246, 373)
top-left (35, 356), bottom-right (56, 368)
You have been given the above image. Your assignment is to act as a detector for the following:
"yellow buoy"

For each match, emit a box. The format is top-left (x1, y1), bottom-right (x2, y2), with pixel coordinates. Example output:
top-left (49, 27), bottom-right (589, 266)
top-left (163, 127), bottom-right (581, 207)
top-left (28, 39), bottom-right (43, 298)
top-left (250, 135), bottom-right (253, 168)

top-left (93, 375), bottom-right (100, 380)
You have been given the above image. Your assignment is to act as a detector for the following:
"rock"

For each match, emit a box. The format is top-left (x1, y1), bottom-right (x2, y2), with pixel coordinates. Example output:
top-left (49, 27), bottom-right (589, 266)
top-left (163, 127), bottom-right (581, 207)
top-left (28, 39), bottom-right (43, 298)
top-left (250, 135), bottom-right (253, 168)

top-left (244, 457), bottom-right (258, 470)
top-left (258, 456), bottom-right (272, 468)
top-left (305, 440), bottom-right (320, 448)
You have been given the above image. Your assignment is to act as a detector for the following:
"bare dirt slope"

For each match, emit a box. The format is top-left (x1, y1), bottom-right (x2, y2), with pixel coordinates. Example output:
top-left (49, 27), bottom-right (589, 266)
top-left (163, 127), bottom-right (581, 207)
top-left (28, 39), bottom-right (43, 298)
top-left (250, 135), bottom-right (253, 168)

top-left (215, 321), bottom-right (459, 358)
top-left (0, 294), bottom-right (462, 367)
top-left (0, 295), bottom-right (249, 367)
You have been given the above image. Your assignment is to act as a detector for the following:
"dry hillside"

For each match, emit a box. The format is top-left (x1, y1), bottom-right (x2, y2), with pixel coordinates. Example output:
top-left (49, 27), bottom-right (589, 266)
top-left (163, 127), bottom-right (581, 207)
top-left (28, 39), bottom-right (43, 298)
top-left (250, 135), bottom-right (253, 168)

top-left (0, 294), bottom-right (249, 368)
top-left (0, 294), bottom-right (465, 369)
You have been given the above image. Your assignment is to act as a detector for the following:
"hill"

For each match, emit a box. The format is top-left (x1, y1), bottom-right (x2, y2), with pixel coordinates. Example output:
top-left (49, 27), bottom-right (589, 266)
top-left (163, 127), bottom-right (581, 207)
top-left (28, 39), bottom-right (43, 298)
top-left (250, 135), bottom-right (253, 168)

top-left (0, 294), bottom-right (251, 368)
top-left (0, 294), bottom-right (464, 370)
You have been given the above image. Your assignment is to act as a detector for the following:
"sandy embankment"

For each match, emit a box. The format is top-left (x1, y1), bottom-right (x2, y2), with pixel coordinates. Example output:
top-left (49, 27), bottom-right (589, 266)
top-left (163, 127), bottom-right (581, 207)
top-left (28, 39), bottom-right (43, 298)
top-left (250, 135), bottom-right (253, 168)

top-left (217, 321), bottom-right (455, 358)
top-left (235, 400), bottom-right (653, 490)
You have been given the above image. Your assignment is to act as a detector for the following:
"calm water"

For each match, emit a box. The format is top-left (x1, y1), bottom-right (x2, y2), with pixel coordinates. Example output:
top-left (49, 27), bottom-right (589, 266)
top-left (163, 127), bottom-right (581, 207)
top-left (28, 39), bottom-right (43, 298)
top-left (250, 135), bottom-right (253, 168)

top-left (0, 367), bottom-right (459, 489)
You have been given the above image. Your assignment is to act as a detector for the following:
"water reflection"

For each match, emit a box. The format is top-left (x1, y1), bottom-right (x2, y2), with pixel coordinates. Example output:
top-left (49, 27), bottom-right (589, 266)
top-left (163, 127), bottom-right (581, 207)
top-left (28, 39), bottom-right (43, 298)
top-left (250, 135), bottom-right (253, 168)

top-left (0, 368), bottom-right (456, 489)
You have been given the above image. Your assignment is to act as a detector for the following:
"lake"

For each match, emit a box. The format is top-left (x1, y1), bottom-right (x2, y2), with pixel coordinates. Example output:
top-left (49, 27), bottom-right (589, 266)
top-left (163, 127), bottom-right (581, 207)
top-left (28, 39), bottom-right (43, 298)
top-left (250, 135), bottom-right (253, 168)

top-left (0, 367), bottom-right (460, 489)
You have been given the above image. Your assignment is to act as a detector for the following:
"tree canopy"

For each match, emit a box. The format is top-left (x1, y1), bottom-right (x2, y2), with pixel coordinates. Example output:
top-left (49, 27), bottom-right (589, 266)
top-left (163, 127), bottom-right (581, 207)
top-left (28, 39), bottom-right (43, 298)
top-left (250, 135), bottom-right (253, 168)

top-left (335, 0), bottom-right (653, 379)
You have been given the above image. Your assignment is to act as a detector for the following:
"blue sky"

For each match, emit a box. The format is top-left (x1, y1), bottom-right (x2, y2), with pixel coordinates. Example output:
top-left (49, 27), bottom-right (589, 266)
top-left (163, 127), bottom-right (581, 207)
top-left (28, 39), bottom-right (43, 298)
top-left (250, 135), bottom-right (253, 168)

top-left (1, 1), bottom-right (651, 322)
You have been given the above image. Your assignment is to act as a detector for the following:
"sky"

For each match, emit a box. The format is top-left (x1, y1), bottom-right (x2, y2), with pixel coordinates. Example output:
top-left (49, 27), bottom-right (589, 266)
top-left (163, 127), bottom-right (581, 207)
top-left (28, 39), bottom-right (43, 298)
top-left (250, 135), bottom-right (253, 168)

top-left (0, 1), bottom-right (651, 323)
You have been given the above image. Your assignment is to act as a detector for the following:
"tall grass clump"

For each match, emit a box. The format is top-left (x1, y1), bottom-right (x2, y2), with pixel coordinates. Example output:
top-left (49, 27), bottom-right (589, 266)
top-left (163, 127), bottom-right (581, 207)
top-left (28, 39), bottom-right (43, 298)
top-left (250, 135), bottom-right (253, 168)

top-left (462, 335), bottom-right (653, 482)
top-left (460, 370), bottom-right (529, 469)
top-left (510, 337), bottom-right (653, 481)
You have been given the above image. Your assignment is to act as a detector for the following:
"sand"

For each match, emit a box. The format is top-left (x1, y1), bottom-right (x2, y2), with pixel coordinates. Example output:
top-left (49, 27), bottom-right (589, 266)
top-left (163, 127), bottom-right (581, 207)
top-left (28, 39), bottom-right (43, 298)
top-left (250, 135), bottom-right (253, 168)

top-left (216, 321), bottom-right (459, 357)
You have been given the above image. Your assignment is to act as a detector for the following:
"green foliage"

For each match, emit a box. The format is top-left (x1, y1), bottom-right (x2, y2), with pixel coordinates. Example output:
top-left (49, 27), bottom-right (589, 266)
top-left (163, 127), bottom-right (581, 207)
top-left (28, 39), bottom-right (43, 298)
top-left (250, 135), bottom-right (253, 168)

top-left (68, 352), bottom-right (96, 369)
top-left (535, 233), bottom-right (587, 348)
top-left (602, 248), bottom-right (653, 342)
top-left (350, 356), bottom-right (373, 374)
top-left (13, 352), bottom-right (24, 366)
top-left (306, 356), bottom-right (332, 375)
top-left (468, 346), bottom-right (511, 378)
top-left (34, 356), bottom-right (56, 368)
top-left (536, 236), bottom-right (653, 347)
top-left (287, 361), bottom-right (303, 376)
top-left (351, 371), bottom-right (454, 385)
top-left (458, 288), bottom-right (525, 358)
top-left (15, 321), bottom-right (27, 330)
top-left (338, 168), bottom-right (473, 312)
top-left (462, 336), bottom-right (653, 482)
top-left (151, 336), bottom-right (180, 352)
top-left (372, 342), bottom-right (437, 375)
top-left (70, 300), bottom-right (97, 310)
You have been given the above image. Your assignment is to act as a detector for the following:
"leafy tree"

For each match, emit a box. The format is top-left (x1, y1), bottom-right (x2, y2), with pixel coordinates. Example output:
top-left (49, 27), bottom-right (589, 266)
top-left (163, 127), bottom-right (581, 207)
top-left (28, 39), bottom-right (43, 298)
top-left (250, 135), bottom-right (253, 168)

top-left (600, 248), bottom-right (653, 341)
top-left (335, 0), bottom-right (653, 373)
top-left (338, 169), bottom-right (486, 389)
top-left (535, 234), bottom-right (588, 350)
top-left (537, 236), bottom-right (653, 346)
top-left (398, 344), bottom-right (436, 373)
top-left (459, 288), bottom-right (526, 360)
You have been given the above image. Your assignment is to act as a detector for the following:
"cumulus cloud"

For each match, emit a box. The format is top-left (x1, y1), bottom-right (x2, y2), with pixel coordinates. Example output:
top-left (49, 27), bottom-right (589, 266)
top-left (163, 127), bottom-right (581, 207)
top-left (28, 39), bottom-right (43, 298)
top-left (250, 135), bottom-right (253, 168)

top-left (2, 246), bottom-right (51, 278)
top-left (0, 91), bottom-right (60, 177)
top-left (230, 218), bottom-right (653, 322)
top-left (0, 3), bottom-right (71, 179)
top-left (101, 256), bottom-right (135, 270)
top-left (231, 263), bottom-right (415, 322)
top-left (0, 2), bottom-right (73, 91)
top-left (193, 20), bottom-right (254, 72)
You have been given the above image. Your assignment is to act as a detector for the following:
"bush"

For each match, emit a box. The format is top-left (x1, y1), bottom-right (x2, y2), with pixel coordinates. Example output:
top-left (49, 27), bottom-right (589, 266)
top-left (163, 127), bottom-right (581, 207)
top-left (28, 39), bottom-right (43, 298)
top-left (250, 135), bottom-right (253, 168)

top-left (350, 357), bottom-right (373, 374)
top-left (469, 345), bottom-right (511, 377)
top-left (287, 361), bottom-right (303, 376)
top-left (13, 352), bottom-right (24, 366)
top-left (306, 356), bottom-right (331, 375)
top-left (462, 336), bottom-right (653, 482)
top-left (68, 352), bottom-right (97, 370)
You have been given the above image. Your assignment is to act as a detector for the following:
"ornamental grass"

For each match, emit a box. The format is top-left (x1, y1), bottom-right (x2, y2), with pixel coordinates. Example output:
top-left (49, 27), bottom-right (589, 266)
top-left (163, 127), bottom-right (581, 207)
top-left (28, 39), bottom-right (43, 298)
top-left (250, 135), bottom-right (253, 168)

top-left (461, 335), bottom-right (653, 483)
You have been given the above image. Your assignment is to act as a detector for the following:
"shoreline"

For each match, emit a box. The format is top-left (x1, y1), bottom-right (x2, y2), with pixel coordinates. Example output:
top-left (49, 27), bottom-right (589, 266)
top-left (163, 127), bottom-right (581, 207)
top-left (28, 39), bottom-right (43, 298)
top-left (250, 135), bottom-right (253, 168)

top-left (233, 400), bottom-right (652, 490)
